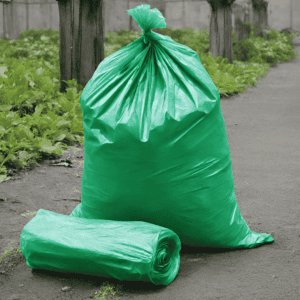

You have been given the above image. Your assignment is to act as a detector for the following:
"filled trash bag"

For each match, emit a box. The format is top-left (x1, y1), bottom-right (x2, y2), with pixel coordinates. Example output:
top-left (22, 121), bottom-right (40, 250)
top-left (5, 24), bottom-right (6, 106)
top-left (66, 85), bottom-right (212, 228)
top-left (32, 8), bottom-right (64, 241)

top-left (71, 5), bottom-right (274, 248)
top-left (20, 209), bottom-right (181, 285)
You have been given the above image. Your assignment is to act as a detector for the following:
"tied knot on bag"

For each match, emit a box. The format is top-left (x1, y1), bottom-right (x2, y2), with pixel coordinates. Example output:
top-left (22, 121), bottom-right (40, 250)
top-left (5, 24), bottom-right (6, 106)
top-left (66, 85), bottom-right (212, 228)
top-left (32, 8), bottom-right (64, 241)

top-left (142, 29), bottom-right (151, 45)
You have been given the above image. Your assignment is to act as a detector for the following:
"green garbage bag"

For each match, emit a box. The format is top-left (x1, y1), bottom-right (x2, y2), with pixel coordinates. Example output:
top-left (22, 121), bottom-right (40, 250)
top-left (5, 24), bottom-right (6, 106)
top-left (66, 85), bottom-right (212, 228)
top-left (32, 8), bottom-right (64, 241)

top-left (20, 209), bottom-right (181, 285)
top-left (71, 5), bottom-right (274, 248)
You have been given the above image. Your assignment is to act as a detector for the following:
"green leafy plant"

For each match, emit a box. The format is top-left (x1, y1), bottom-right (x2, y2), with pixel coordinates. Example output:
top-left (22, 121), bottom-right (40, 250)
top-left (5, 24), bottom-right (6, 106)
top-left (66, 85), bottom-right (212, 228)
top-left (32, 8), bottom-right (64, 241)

top-left (153, 27), bottom-right (210, 54)
top-left (233, 22), bottom-right (298, 66)
top-left (199, 52), bottom-right (269, 97)
top-left (104, 27), bottom-right (210, 58)
top-left (0, 26), bottom-right (297, 182)
top-left (0, 35), bottom-right (85, 182)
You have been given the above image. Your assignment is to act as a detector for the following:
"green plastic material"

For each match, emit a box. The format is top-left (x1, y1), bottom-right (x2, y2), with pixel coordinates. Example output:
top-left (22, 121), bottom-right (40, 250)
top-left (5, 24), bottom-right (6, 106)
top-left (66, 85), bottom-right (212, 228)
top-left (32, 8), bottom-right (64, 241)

top-left (71, 5), bottom-right (274, 248)
top-left (20, 209), bottom-right (181, 285)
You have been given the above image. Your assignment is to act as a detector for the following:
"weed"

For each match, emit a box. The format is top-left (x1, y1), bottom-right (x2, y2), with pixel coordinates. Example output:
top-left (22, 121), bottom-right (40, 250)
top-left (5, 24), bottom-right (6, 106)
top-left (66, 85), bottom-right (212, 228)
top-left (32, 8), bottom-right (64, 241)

top-left (93, 281), bottom-right (123, 300)
top-left (0, 241), bottom-right (22, 266)
top-left (21, 210), bottom-right (37, 217)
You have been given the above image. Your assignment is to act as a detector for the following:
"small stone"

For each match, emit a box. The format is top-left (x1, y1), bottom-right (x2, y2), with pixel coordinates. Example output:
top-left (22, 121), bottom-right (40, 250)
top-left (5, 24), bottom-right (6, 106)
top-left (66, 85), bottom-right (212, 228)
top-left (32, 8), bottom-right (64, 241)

top-left (19, 284), bottom-right (24, 287)
top-left (62, 286), bottom-right (72, 292)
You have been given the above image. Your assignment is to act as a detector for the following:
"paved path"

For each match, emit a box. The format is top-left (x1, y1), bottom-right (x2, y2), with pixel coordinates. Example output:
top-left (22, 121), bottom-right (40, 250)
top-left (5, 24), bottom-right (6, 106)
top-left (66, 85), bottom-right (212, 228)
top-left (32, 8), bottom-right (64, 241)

top-left (119, 46), bottom-right (300, 300)
top-left (0, 46), bottom-right (299, 300)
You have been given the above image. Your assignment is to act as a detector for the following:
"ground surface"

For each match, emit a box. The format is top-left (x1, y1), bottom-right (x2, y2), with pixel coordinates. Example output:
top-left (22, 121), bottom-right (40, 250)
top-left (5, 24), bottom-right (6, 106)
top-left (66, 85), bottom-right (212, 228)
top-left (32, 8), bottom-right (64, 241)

top-left (0, 43), bottom-right (299, 300)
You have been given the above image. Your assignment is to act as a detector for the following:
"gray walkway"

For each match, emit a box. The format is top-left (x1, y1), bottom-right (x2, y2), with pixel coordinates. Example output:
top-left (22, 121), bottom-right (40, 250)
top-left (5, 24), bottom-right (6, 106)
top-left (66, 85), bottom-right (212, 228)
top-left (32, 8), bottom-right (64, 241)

top-left (119, 46), bottom-right (300, 300)
top-left (0, 45), bottom-right (299, 300)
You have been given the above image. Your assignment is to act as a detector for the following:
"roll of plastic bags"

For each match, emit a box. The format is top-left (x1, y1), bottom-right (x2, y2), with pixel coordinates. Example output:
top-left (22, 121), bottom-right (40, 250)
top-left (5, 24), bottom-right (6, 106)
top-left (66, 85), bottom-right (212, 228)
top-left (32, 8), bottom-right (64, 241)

top-left (70, 5), bottom-right (274, 248)
top-left (20, 209), bottom-right (181, 285)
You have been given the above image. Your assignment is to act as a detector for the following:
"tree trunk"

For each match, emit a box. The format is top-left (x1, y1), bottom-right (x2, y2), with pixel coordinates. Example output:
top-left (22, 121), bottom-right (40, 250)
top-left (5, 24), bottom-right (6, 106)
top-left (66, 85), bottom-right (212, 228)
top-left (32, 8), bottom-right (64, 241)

top-left (56, 0), bottom-right (105, 93)
top-left (251, 0), bottom-right (269, 37)
top-left (208, 3), bottom-right (235, 64)
top-left (232, 2), bottom-right (251, 41)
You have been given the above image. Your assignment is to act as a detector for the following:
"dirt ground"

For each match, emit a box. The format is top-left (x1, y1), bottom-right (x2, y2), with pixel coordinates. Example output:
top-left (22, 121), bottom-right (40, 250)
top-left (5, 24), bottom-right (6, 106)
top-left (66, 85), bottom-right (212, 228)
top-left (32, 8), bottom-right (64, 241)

top-left (0, 44), bottom-right (299, 300)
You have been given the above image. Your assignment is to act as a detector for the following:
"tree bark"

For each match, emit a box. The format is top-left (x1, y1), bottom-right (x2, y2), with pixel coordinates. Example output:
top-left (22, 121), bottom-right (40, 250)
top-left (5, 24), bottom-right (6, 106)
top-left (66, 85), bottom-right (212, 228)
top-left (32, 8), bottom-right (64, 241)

top-left (56, 0), bottom-right (104, 93)
top-left (251, 0), bottom-right (269, 37)
top-left (207, 0), bottom-right (236, 64)
top-left (232, 2), bottom-right (251, 41)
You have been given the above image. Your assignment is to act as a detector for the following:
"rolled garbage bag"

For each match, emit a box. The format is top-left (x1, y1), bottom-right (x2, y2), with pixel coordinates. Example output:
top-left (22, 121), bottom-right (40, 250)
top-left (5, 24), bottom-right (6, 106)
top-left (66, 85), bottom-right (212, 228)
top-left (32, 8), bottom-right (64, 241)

top-left (20, 209), bottom-right (181, 286)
